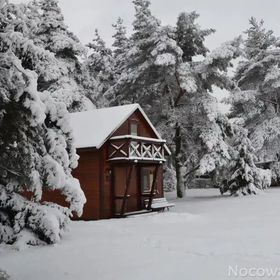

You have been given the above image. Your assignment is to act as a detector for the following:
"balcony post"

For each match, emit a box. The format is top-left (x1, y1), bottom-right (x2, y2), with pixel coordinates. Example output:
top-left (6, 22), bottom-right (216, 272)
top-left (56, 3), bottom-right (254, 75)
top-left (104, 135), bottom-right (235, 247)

top-left (147, 165), bottom-right (159, 210)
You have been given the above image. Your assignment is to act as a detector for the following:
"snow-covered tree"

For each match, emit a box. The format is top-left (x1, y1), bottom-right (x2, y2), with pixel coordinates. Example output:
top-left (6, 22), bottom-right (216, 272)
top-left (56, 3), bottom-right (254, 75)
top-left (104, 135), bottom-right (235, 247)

top-left (0, 2), bottom-right (62, 80)
top-left (0, 1), bottom-right (86, 245)
top-left (109, 0), bottom-right (240, 197)
top-left (25, 0), bottom-right (93, 111)
top-left (229, 18), bottom-right (280, 166)
top-left (108, 0), bottom-right (182, 108)
top-left (0, 270), bottom-right (10, 280)
top-left (176, 11), bottom-right (215, 62)
top-left (222, 128), bottom-right (271, 195)
top-left (244, 17), bottom-right (276, 60)
top-left (84, 29), bottom-right (115, 107)
top-left (112, 17), bottom-right (130, 78)
top-left (0, 51), bottom-right (86, 245)
top-left (163, 164), bottom-right (176, 192)
top-left (112, 17), bottom-right (128, 59)
top-left (108, 0), bottom-right (184, 195)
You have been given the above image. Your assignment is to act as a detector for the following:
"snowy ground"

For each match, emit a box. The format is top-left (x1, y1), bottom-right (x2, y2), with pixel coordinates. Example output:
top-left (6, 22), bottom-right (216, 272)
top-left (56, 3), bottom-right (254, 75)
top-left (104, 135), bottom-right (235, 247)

top-left (2, 188), bottom-right (280, 280)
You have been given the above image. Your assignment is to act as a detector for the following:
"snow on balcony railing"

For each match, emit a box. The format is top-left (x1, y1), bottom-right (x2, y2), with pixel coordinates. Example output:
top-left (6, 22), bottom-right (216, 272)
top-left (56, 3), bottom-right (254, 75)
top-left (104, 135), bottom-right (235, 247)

top-left (108, 135), bottom-right (166, 162)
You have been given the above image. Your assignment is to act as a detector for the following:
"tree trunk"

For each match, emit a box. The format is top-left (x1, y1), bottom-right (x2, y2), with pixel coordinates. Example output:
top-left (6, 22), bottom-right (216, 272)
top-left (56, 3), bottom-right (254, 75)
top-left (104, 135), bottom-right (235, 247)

top-left (174, 122), bottom-right (184, 198)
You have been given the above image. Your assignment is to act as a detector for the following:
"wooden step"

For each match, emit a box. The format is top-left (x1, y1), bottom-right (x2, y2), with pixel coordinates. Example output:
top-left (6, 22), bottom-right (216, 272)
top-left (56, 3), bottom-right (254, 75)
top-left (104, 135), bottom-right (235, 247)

top-left (114, 209), bottom-right (152, 218)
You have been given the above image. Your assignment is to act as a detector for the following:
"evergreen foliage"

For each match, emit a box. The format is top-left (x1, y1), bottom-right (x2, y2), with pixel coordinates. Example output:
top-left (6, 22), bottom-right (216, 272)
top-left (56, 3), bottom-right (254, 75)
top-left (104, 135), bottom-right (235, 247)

top-left (85, 29), bottom-right (115, 107)
top-left (229, 17), bottom-right (280, 166)
top-left (109, 0), bottom-right (240, 197)
top-left (220, 128), bottom-right (271, 195)
top-left (176, 11), bottom-right (215, 62)
top-left (0, 1), bottom-right (86, 245)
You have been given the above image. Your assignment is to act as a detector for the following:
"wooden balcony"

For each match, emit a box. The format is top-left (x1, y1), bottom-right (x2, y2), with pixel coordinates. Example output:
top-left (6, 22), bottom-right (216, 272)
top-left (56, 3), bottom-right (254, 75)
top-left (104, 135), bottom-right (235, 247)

top-left (108, 135), bottom-right (166, 162)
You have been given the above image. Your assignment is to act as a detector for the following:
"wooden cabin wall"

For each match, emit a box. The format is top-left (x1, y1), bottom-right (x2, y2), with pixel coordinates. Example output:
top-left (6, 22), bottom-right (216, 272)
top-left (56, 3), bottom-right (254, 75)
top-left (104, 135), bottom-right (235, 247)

top-left (99, 146), bottom-right (113, 219)
top-left (72, 149), bottom-right (101, 220)
top-left (157, 165), bottom-right (164, 197)
top-left (112, 163), bottom-right (139, 214)
top-left (37, 149), bottom-right (102, 221)
top-left (127, 164), bottom-right (139, 212)
top-left (112, 110), bottom-right (158, 138)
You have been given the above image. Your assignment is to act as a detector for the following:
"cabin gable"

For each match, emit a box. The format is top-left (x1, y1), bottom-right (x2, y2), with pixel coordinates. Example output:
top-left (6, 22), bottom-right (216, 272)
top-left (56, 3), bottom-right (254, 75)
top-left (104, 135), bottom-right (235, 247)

top-left (112, 109), bottom-right (158, 139)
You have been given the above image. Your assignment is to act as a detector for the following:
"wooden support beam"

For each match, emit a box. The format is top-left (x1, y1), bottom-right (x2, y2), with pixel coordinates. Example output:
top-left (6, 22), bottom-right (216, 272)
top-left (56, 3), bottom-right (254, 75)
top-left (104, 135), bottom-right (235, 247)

top-left (147, 165), bottom-right (159, 210)
top-left (120, 164), bottom-right (134, 216)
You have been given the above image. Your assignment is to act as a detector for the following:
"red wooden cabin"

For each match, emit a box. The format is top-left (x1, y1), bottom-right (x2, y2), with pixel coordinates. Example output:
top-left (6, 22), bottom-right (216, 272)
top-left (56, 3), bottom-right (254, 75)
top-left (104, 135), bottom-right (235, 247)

top-left (68, 104), bottom-right (170, 220)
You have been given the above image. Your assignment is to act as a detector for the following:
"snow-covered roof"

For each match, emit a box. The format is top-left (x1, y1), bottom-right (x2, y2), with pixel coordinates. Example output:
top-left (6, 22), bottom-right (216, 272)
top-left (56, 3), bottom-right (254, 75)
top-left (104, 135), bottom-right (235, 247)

top-left (70, 104), bottom-right (168, 150)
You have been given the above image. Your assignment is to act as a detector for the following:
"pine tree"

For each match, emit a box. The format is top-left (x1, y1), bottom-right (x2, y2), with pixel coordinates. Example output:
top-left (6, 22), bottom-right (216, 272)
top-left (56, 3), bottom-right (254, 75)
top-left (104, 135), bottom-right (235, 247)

top-left (244, 17), bottom-right (276, 60)
top-left (229, 18), bottom-right (280, 166)
top-left (109, 0), bottom-right (240, 197)
top-left (0, 51), bottom-right (86, 245)
top-left (176, 11), bottom-right (215, 62)
top-left (226, 128), bottom-right (271, 195)
top-left (0, 1), bottom-right (62, 82)
top-left (170, 13), bottom-right (239, 197)
top-left (112, 17), bottom-right (130, 76)
top-left (85, 29), bottom-right (115, 107)
top-left (28, 0), bottom-right (93, 111)
top-left (110, 0), bottom-right (183, 106)
top-left (132, 0), bottom-right (160, 41)
top-left (0, 1), bottom-right (86, 245)
top-left (112, 17), bottom-right (128, 58)
top-left (229, 129), bottom-right (258, 195)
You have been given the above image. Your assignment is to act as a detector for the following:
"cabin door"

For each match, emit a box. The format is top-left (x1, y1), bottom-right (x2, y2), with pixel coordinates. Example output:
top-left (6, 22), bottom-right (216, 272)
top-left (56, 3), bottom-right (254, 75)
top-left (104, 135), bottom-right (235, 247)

top-left (113, 165), bottom-right (139, 215)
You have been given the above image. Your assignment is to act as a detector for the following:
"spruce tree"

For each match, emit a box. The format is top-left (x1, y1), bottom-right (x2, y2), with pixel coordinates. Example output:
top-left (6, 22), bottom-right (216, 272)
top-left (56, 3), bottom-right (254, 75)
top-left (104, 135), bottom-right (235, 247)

top-left (112, 17), bottom-right (130, 76)
top-left (244, 17), bottom-right (276, 60)
top-left (0, 1), bottom-right (86, 245)
top-left (0, 51), bottom-right (86, 245)
top-left (85, 29), bottom-right (115, 107)
top-left (29, 0), bottom-right (93, 111)
top-left (229, 18), bottom-right (280, 167)
top-left (176, 11), bottom-right (215, 62)
top-left (112, 17), bottom-right (128, 58)
top-left (227, 128), bottom-right (271, 195)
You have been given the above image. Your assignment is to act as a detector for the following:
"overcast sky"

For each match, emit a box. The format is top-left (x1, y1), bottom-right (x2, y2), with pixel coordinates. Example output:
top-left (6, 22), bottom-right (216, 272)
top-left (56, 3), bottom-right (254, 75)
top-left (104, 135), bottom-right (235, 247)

top-left (13, 0), bottom-right (280, 49)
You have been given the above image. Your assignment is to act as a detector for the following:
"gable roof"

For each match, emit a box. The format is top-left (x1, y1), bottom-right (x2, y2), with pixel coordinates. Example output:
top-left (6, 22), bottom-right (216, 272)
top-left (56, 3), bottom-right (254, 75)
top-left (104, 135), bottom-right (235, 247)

top-left (70, 104), bottom-right (169, 152)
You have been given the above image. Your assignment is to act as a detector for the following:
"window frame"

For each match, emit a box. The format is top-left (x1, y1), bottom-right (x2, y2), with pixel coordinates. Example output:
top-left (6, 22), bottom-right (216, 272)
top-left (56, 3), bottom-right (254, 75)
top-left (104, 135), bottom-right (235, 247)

top-left (130, 120), bottom-right (138, 136)
top-left (141, 167), bottom-right (155, 194)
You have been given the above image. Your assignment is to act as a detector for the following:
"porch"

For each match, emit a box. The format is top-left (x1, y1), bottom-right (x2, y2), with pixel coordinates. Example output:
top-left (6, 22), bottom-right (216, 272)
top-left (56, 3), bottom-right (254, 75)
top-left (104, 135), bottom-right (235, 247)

top-left (112, 162), bottom-right (163, 217)
top-left (107, 135), bottom-right (172, 217)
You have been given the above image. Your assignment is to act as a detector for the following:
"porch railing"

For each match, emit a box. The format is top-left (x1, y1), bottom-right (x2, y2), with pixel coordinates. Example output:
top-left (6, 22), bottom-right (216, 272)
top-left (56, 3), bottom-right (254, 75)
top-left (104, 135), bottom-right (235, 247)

top-left (108, 135), bottom-right (166, 162)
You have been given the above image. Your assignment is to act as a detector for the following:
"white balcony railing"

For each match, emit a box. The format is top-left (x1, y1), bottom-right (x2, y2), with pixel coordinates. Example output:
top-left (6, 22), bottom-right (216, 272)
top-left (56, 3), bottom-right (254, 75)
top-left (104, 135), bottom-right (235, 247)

top-left (108, 135), bottom-right (166, 162)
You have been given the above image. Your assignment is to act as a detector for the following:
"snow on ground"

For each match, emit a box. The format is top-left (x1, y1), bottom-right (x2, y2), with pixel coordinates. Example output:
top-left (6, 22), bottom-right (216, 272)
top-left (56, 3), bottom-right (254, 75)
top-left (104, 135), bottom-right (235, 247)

top-left (2, 188), bottom-right (280, 280)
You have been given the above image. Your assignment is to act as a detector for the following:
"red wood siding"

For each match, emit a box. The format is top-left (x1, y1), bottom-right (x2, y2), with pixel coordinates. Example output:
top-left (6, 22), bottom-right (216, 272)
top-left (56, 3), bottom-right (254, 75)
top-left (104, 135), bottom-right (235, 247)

top-left (112, 110), bottom-right (157, 138)
top-left (72, 149), bottom-right (101, 220)
top-left (100, 147), bottom-right (113, 219)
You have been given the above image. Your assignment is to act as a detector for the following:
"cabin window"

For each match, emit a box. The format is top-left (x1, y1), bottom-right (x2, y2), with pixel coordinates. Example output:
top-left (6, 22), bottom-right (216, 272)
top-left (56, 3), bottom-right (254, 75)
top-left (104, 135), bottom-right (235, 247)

top-left (130, 122), bottom-right (138, 136)
top-left (141, 168), bottom-right (154, 193)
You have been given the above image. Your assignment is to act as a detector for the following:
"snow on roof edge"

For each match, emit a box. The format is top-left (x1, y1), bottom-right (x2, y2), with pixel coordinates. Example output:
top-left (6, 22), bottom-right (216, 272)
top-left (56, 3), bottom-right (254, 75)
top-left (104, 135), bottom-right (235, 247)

top-left (70, 103), bottom-right (171, 155)
top-left (95, 103), bottom-right (140, 149)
